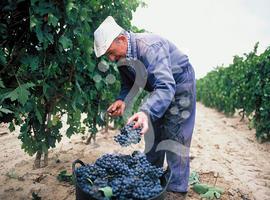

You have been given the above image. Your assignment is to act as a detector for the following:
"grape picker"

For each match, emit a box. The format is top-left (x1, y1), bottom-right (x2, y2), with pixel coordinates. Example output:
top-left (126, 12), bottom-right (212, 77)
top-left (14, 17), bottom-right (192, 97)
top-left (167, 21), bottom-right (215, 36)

top-left (93, 16), bottom-right (196, 195)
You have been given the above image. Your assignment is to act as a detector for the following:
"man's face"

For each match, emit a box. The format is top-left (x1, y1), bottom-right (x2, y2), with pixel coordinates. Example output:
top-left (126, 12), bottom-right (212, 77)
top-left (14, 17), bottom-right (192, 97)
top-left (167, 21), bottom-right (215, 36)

top-left (105, 35), bottom-right (127, 62)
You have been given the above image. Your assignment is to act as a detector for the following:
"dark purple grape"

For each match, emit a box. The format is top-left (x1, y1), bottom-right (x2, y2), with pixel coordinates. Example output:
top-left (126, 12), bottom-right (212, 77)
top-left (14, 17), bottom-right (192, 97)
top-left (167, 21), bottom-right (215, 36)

top-left (114, 122), bottom-right (142, 147)
top-left (74, 151), bottom-right (164, 200)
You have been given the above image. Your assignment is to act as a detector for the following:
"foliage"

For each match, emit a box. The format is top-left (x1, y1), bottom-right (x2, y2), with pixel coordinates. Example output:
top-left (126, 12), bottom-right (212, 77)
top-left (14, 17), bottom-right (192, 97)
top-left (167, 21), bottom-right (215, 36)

top-left (197, 43), bottom-right (270, 142)
top-left (0, 0), bottom-right (143, 156)
top-left (189, 171), bottom-right (224, 200)
top-left (57, 169), bottom-right (74, 184)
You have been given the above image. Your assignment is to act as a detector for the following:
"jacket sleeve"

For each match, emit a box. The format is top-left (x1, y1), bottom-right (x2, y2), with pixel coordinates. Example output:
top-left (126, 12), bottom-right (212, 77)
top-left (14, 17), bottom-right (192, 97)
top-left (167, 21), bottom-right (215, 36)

top-left (116, 66), bottom-right (139, 105)
top-left (116, 67), bottom-right (132, 101)
top-left (140, 43), bottom-right (176, 121)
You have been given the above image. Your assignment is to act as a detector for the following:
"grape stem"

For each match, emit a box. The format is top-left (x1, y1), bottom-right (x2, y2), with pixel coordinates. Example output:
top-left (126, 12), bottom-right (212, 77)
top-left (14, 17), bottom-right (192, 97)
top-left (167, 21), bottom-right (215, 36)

top-left (87, 178), bottom-right (93, 185)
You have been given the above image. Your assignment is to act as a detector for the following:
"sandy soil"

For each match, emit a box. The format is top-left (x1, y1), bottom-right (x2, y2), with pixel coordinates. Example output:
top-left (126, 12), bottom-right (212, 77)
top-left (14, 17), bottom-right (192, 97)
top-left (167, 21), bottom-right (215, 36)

top-left (0, 102), bottom-right (269, 200)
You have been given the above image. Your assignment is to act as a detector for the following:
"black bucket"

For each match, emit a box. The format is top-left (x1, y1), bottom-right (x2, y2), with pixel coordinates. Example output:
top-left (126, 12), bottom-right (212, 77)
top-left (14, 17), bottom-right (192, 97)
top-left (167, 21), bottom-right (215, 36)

top-left (72, 159), bottom-right (172, 200)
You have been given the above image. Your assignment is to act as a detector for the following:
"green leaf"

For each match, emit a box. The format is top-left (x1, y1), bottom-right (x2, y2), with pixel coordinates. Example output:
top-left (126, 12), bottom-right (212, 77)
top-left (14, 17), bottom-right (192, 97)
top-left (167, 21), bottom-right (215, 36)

top-left (45, 33), bottom-right (54, 44)
top-left (189, 171), bottom-right (200, 185)
top-left (0, 49), bottom-right (7, 66)
top-left (75, 80), bottom-right (82, 93)
top-left (59, 35), bottom-right (73, 49)
top-left (35, 106), bottom-right (43, 124)
top-left (48, 13), bottom-right (58, 27)
top-left (200, 190), bottom-right (221, 200)
top-left (17, 86), bottom-right (30, 105)
top-left (192, 184), bottom-right (210, 194)
top-left (214, 191), bottom-right (221, 199)
top-left (52, 115), bottom-right (59, 126)
top-left (95, 82), bottom-right (103, 90)
top-left (43, 83), bottom-right (50, 98)
top-left (30, 0), bottom-right (39, 6)
top-left (0, 79), bottom-right (5, 88)
top-left (6, 83), bottom-right (35, 105)
top-left (30, 57), bottom-right (39, 70)
top-left (193, 183), bottom-right (224, 199)
top-left (208, 187), bottom-right (224, 194)
top-left (79, 7), bottom-right (88, 21)
top-left (66, 2), bottom-right (78, 12)
top-left (57, 170), bottom-right (73, 184)
top-left (21, 56), bottom-right (39, 71)
top-left (6, 89), bottom-right (18, 102)
top-left (99, 186), bottom-right (113, 198)
top-left (66, 2), bottom-right (74, 12)
top-left (0, 107), bottom-right (13, 114)
top-left (35, 26), bottom-right (44, 42)
top-left (30, 15), bottom-right (39, 29)
top-left (9, 121), bottom-right (15, 132)
top-left (66, 126), bottom-right (75, 138)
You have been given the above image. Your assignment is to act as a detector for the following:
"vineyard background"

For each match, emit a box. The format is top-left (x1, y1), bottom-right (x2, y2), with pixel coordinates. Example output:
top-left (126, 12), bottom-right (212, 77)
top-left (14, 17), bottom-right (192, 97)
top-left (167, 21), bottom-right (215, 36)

top-left (197, 44), bottom-right (270, 142)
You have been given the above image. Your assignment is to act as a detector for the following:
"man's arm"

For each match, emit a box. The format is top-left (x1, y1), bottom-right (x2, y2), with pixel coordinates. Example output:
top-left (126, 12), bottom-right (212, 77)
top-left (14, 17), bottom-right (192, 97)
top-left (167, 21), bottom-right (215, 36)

top-left (116, 66), bottom-right (139, 106)
top-left (116, 66), bottom-right (133, 101)
top-left (139, 43), bottom-right (176, 121)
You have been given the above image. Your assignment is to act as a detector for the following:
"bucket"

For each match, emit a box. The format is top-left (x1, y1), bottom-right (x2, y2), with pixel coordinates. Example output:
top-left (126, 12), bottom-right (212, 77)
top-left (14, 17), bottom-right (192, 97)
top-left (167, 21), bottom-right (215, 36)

top-left (72, 159), bottom-right (172, 200)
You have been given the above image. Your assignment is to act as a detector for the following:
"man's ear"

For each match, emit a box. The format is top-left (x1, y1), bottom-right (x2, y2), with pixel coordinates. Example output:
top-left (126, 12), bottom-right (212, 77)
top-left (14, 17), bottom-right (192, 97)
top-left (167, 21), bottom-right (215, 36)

top-left (117, 34), bottom-right (127, 43)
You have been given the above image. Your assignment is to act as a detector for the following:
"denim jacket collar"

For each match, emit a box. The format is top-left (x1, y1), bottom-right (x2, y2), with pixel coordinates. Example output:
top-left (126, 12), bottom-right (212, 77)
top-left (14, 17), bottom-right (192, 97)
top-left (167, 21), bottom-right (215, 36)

top-left (125, 31), bottom-right (137, 60)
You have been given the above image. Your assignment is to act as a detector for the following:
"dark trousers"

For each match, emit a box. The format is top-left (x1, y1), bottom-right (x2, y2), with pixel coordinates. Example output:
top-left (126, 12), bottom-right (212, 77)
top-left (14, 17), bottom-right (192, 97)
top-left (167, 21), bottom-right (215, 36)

top-left (144, 66), bottom-right (196, 192)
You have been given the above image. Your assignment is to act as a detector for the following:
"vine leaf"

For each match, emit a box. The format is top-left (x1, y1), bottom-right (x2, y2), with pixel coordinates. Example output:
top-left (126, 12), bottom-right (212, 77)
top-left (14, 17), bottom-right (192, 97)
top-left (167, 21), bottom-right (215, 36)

top-left (0, 107), bottom-right (13, 114)
top-left (99, 186), bottom-right (113, 198)
top-left (21, 56), bottom-right (39, 71)
top-left (192, 183), bottom-right (210, 194)
top-left (189, 171), bottom-right (200, 185)
top-left (48, 13), bottom-right (58, 27)
top-left (0, 79), bottom-right (5, 88)
top-left (200, 190), bottom-right (221, 199)
top-left (6, 83), bottom-right (35, 105)
top-left (59, 35), bottom-right (73, 49)
top-left (0, 49), bottom-right (7, 66)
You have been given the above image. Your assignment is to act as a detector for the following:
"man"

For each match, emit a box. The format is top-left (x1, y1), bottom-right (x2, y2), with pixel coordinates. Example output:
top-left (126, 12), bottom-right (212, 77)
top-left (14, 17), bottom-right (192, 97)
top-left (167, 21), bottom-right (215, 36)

top-left (94, 16), bottom-right (196, 195)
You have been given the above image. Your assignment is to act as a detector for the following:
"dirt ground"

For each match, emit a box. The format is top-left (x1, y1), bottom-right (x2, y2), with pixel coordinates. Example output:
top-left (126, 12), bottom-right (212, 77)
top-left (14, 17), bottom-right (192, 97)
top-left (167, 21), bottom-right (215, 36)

top-left (0, 102), bottom-right (269, 200)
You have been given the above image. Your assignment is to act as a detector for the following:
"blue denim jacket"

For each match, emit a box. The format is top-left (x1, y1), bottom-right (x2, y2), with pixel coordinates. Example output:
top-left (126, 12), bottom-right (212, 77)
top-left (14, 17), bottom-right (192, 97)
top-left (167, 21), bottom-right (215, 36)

top-left (117, 31), bottom-right (194, 121)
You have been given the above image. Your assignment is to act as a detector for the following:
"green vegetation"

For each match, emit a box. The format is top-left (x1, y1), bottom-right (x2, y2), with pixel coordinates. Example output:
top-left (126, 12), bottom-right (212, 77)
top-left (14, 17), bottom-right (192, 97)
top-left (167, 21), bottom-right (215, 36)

top-left (197, 43), bottom-right (270, 142)
top-left (0, 0), bottom-right (144, 167)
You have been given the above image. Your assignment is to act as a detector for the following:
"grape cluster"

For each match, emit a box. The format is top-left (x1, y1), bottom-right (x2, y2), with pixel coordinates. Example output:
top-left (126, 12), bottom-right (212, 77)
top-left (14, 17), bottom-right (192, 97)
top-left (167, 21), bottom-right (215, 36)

top-left (75, 151), bottom-right (164, 200)
top-left (114, 122), bottom-right (142, 147)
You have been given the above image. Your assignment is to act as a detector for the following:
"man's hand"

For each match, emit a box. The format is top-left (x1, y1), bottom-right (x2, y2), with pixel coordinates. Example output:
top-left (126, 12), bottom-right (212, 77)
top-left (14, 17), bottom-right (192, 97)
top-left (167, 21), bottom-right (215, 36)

top-left (127, 111), bottom-right (149, 134)
top-left (107, 100), bottom-right (125, 117)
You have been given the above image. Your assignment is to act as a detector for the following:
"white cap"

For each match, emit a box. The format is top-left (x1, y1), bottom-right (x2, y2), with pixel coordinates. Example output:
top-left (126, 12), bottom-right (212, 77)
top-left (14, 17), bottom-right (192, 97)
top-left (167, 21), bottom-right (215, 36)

top-left (94, 16), bottom-right (124, 58)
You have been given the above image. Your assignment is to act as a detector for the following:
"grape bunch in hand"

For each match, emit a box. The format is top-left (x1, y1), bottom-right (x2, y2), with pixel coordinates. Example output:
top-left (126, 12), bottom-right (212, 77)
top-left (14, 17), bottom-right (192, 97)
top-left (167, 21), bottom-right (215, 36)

top-left (114, 122), bottom-right (142, 147)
